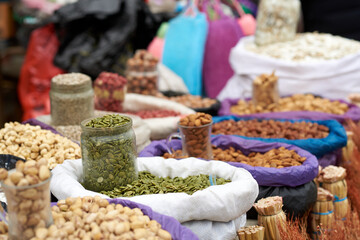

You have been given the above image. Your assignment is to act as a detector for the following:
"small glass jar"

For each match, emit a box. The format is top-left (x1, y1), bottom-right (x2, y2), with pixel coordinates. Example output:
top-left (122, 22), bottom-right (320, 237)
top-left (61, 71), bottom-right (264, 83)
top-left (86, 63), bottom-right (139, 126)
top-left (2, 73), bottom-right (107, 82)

top-left (94, 72), bottom-right (127, 112)
top-left (80, 116), bottom-right (137, 192)
top-left (255, 0), bottom-right (301, 46)
top-left (50, 73), bottom-right (94, 126)
top-left (252, 72), bottom-right (279, 108)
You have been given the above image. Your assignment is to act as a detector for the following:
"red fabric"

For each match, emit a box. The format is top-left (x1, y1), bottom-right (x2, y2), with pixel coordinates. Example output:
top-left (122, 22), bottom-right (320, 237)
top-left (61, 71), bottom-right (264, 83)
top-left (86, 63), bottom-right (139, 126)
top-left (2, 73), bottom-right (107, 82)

top-left (18, 24), bottom-right (64, 121)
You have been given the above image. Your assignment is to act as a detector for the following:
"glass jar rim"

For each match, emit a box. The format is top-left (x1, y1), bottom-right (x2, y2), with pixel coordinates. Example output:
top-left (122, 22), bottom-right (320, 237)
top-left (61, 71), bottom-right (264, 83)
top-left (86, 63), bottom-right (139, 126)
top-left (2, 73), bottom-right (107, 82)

top-left (80, 115), bottom-right (133, 131)
top-left (1, 172), bottom-right (52, 190)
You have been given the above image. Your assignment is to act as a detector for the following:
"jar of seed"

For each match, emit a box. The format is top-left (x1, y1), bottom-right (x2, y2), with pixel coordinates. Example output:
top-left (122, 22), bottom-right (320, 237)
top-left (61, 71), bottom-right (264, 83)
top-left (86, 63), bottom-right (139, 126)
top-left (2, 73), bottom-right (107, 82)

top-left (50, 73), bottom-right (94, 126)
top-left (80, 114), bottom-right (137, 192)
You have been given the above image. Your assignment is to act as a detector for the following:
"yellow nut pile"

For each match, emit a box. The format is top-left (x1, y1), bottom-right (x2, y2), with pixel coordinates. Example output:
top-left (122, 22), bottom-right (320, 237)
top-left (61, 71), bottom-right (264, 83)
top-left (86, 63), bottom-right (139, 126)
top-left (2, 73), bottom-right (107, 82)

top-left (230, 94), bottom-right (349, 115)
top-left (0, 159), bottom-right (52, 240)
top-left (39, 196), bottom-right (172, 240)
top-left (0, 122), bottom-right (81, 169)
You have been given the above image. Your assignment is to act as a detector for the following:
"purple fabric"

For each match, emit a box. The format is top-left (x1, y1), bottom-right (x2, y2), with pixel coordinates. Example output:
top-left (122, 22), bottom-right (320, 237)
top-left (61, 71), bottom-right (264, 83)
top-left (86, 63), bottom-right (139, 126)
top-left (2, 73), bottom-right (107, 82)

top-left (219, 98), bottom-right (360, 122)
top-left (23, 118), bottom-right (62, 136)
top-left (202, 3), bottom-right (244, 98)
top-left (139, 135), bottom-right (319, 187)
top-left (51, 199), bottom-right (198, 240)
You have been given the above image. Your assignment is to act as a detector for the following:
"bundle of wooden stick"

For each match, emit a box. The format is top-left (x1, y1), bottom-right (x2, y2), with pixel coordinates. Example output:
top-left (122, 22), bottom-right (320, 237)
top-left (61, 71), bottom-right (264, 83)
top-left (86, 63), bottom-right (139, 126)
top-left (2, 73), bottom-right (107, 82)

top-left (237, 225), bottom-right (265, 240)
top-left (253, 196), bottom-right (286, 240)
top-left (318, 166), bottom-right (348, 220)
top-left (310, 187), bottom-right (335, 239)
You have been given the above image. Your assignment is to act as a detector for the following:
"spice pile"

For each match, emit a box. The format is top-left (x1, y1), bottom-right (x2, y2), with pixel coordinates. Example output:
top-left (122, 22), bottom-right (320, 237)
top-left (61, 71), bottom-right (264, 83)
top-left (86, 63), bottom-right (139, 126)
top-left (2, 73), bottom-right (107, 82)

top-left (212, 119), bottom-right (329, 139)
top-left (164, 146), bottom-right (306, 168)
top-left (0, 122), bottom-right (81, 169)
top-left (123, 110), bottom-right (181, 119)
top-left (230, 94), bottom-right (349, 115)
top-left (101, 171), bottom-right (231, 198)
top-left (247, 33), bottom-right (360, 62)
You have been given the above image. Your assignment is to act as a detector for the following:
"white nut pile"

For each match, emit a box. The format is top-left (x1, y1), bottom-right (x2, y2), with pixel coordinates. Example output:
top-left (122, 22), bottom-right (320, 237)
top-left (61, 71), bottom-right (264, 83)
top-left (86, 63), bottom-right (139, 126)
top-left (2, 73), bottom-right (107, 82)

top-left (0, 159), bottom-right (52, 240)
top-left (247, 33), bottom-right (360, 62)
top-left (34, 196), bottom-right (172, 240)
top-left (0, 122), bottom-right (81, 169)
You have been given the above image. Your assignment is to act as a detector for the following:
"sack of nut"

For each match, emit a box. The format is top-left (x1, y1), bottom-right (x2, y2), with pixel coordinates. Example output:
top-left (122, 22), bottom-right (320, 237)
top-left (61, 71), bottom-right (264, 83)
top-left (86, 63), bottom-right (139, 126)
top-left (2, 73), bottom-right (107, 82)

top-left (212, 116), bottom-right (347, 158)
top-left (122, 93), bottom-right (195, 140)
top-left (50, 157), bottom-right (258, 240)
top-left (218, 34), bottom-right (360, 101)
top-left (139, 135), bottom-right (318, 187)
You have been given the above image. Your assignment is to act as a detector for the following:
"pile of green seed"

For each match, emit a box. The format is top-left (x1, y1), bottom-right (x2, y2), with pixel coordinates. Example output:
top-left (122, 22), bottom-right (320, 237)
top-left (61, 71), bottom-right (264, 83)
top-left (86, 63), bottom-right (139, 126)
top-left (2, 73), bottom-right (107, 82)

top-left (101, 171), bottom-right (231, 198)
top-left (85, 114), bottom-right (130, 128)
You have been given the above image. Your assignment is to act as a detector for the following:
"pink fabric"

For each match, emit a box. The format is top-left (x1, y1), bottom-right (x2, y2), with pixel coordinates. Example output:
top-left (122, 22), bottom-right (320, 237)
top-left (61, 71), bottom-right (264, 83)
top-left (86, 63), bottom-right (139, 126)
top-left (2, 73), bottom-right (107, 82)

top-left (202, 8), bottom-right (244, 98)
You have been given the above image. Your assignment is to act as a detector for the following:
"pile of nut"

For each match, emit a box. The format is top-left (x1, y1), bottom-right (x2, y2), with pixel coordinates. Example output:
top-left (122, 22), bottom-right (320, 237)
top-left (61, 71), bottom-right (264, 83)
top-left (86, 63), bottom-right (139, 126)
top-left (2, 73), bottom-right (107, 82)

top-left (163, 146), bottom-right (306, 168)
top-left (230, 94), bottom-right (349, 115)
top-left (123, 110), bottom-right (181, 119)
top-left (0, 122), bottom-right (81, 169)
top-left (0, 159), bottom-right (52, 240)
top-left (179, 113), bottom-right (213, 159)
top-left (247, 33), bottom-right (360, 62)
top-left (212, 119), bottom-right (329, 139)
top-left (158, 94), bottom-right (217, 109)
top-left (49, 196), bottom-right (172, 240)
top-left (126, 50), bottom-right (159, 96)
top-left (53, 125), bottom-right (81, 143)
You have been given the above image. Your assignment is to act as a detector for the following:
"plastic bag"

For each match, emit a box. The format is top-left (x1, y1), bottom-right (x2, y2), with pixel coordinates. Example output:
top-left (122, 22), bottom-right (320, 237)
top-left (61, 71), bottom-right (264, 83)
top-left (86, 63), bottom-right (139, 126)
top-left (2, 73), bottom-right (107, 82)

top-left (50, 157), bottom-right (258, 223)
top-left (247, 181), bottom-right (317, 219)
top-left (162, 3), bottom-right (208, 96)
top-left (212, 116), bottom-right (347, 158)
top-left (219, 97), bottom-right (360, 123)
top-left (201, 0), bottom-right (243, 98)
top-left (139, 135), bottom-right (318, 187)
top-left (18, 24), bottom-right (64, 121)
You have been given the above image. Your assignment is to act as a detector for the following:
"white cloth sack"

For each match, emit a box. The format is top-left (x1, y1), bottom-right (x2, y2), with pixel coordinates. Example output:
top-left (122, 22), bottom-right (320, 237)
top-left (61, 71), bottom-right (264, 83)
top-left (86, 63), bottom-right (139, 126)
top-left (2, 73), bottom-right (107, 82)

top-left (36, 113), bottom-right (151, 153)
top-left (123, 94), bottom-right (195, 140)
top-left (51, 157), bottom-right (258, 223)
top-left (182, 214), bottom-right (246, 240)
top-left (158, 63), bottom-right (189, 93)
top-left (217, 36), bottom-right (360, 101)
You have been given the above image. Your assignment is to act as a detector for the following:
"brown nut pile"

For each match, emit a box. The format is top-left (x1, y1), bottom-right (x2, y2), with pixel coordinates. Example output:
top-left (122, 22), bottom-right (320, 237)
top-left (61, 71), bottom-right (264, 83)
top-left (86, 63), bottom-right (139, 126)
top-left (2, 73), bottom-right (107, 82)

top-left (230, 94), bottom-right (349, 115)
top-left (179, 113), bottom-right (213, 159)
top-left (127, 50), bottom-right (159, 72)
top-left (162, 94), bottom-right (217, 109)
top-left (42, 196), bottom-right (172, 240)
top-left (0, 122), bottom-right (81, 169)
top-left (212, 119), bottom-right (329, 139)
top-left (163, 146), bottom-right (306, 168)
top-left (0, 159), bottom-right (52, 240)
top-left (252, 72), bottom-right (279, 108)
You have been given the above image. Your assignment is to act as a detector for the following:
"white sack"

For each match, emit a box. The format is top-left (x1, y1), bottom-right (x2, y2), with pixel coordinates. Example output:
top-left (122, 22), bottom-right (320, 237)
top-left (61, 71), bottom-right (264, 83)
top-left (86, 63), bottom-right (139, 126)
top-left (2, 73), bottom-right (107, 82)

top-left (217, 36), bottom-right (360, 101)
top-left (51, 157), bottom-right (258, 223)
top-left (158, 63), bottom-right (189, 93)
top-left (182, 214), bottom-right (246, 240)
top-left (123, 94), bottom-right (195, 140)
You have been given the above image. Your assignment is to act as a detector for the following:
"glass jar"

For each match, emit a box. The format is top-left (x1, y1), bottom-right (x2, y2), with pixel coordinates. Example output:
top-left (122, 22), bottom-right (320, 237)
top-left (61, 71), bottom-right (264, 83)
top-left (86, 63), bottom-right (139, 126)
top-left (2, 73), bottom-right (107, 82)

top-left (80, 116), bottom-right (137, 192)
top-left (94, 72), bottom-right (127, 112)
top-left (255, 0), bottom-right (301, 46)
top-left (252, 72), bottom-right (279, 108)
top-left (50, 73), bottom-right (94, 126)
